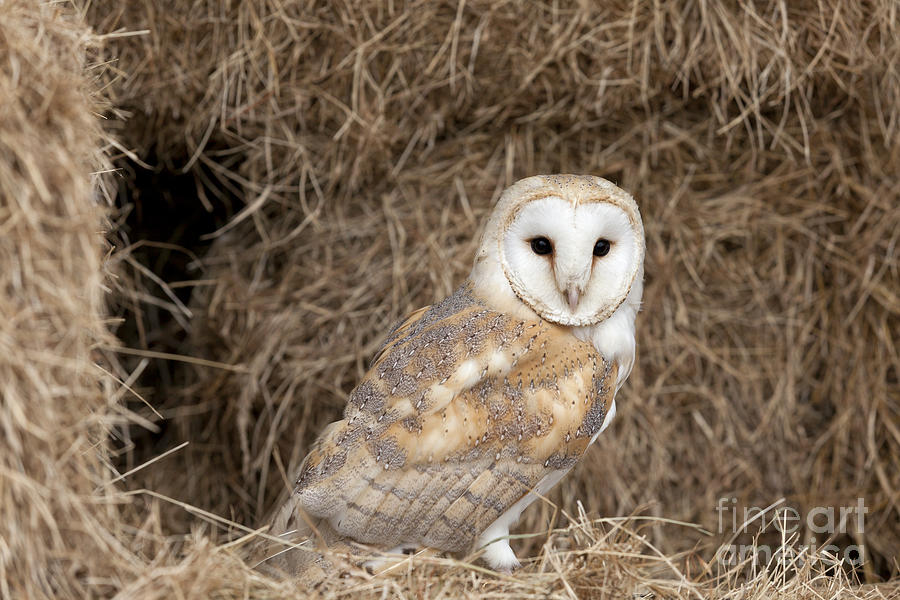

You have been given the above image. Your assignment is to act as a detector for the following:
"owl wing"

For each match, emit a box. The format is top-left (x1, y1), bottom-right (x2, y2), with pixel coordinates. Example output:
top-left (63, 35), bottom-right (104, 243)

top-left (287, 284), bottom-right (616, 554)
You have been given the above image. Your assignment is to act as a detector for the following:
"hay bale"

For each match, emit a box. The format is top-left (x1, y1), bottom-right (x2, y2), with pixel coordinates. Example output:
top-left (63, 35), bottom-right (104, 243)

top-left (83, 0), bottom-right (899, 593)
top-left (0, 2), bottom-right (116, 596)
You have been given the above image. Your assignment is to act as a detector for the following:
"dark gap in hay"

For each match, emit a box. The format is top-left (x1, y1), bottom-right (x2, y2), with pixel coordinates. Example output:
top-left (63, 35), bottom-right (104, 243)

top-left (106, 156), bottom-right (239, 479)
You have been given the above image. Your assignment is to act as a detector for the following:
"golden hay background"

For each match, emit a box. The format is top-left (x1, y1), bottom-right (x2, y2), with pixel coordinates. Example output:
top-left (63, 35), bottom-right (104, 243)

top-left (2, 0), bottom-right (899, 597)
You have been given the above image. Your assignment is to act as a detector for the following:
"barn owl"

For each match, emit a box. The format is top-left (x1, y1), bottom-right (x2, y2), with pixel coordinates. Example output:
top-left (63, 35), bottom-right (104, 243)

top-left (265, 174), bottom-right (644, 576)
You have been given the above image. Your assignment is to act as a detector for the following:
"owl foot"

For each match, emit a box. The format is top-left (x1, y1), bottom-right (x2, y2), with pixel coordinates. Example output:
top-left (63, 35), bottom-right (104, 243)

top-left (479, 537), bottom-right (521, 573)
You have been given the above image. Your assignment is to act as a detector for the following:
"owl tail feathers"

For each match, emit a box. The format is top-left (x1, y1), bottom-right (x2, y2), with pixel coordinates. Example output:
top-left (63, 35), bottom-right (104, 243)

top-left (251, 494), bottom-right (353, 586)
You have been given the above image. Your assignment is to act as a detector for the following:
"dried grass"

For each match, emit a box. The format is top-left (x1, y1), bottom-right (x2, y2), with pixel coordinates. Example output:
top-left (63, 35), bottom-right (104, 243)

top-left (1, 0), bottom-right (898, 597)
top-left (0, 1), bottom-right (117, 597)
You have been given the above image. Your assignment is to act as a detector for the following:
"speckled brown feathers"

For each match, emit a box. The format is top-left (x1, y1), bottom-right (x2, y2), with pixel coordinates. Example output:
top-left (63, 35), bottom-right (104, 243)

top-left (266, 283), bottom-right (616, 573)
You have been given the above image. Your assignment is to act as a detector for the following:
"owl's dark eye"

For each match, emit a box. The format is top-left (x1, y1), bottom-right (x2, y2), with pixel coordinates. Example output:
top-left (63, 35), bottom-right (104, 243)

top-left (593, 238), bottom-right (611, 257)
top-left (530, 237), bottom-right (553, 256)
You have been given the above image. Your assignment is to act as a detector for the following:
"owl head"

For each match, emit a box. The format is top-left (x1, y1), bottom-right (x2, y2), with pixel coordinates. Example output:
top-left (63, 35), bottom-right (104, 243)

top-left (471, 175), bottom-right (645, 327)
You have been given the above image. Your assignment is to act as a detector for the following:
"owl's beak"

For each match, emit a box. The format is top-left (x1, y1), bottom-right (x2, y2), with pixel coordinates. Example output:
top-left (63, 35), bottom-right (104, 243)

top-left (566, 285), bottom-right (581, 311)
